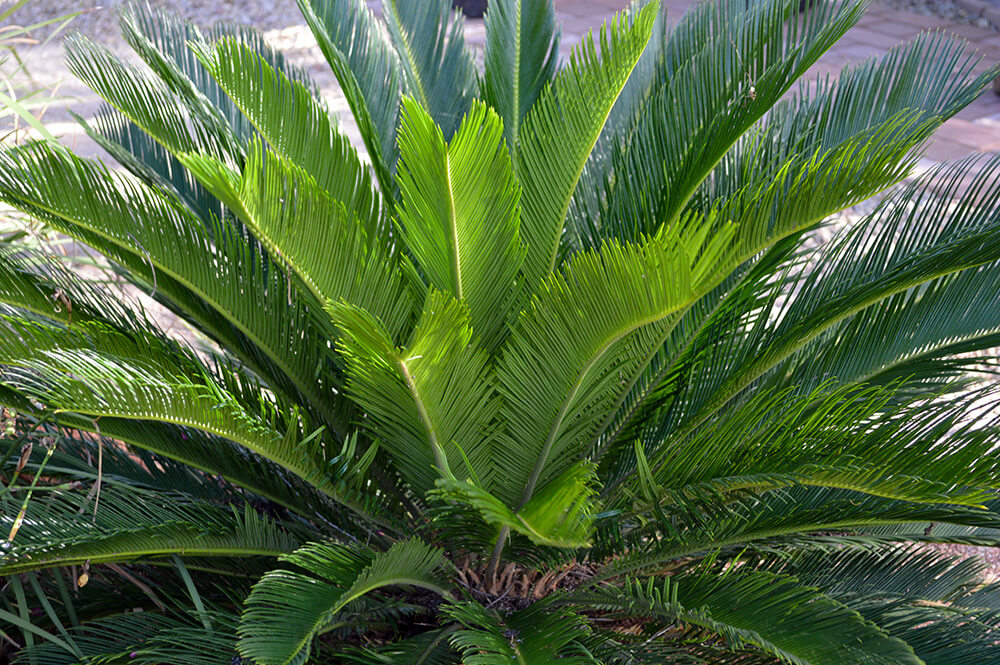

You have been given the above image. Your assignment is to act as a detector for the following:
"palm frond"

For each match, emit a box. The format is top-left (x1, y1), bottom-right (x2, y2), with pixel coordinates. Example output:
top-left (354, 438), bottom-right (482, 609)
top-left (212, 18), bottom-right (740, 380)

top-left (0, 485), bottom-right (299, 574)
top-left (580, 567), bottom-right (921, 665)
top-left (395, 99), bottom-right (524, 347)
top-left (64, 34), bottom-right (241, 165)
top-left (496, 223), bottom-right (733, 508)
top-left (380, 0), bottom-right (477, 141)
top-left (518, 1), bottom-right (659, 288)
top-left (295, 0), bottom-right (404, 189)
top-left (238, 538), bottom-right (452, 665)
top-left (180, 144), bottom-right (416, 341)
top-left (0, 141), bottom-right (345, 435)
top-left (592, 0), bottom-right (866, 246)
top-left (445, 599), bottom-right (596, 665)
top-left (193, 36), bottom-right (387, 239)
top-left (332, 292), bottom-right (497, 495)
top-left (642, 153), bottom-right (1000, 452)
top-left (434, 460), bottom-right (599, 548)
top-left (481, 0), bottom-right (560, 151)
top-left (0, 317), bottom-right (366, 516)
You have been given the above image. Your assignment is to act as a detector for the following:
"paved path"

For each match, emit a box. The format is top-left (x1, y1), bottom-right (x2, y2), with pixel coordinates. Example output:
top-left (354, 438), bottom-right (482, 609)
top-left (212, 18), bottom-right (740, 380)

top-left (4, 0), bottom-right (1000, 163)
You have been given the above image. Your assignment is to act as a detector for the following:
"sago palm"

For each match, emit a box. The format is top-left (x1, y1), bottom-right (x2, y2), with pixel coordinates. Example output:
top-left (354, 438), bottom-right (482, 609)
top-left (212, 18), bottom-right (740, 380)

top-left (2, 0), bottom-right (1000, 662)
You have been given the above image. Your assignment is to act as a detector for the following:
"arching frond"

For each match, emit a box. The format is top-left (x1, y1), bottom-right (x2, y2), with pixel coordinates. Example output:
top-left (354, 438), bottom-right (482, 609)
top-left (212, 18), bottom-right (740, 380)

top-left (239, 538), bottom-right (452, 665)
top-left (380, 0), bottom-right (477, 141)
top-left (295, 0), bottom-right (404, 188)
top-left (580, 568), bottom-right (921, 665)
top-left (0, 486), bottom-right (300, 574)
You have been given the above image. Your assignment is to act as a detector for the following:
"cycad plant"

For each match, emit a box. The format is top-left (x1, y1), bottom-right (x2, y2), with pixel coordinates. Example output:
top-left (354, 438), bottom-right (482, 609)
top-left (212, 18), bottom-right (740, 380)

top-left (2, 0), bottom-right (1000, 661)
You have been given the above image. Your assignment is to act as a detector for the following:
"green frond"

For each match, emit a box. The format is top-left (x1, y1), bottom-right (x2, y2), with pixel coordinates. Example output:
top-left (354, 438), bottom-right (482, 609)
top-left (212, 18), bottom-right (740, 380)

top-left (0, 486), bottom-right (299, 574)
top-left (567, 0), bottom-right (666, 251)
top-left (434, 460), bottom-right (598, 549)
top-left (380, 0), bottom-right (477, 141)
top-left (295, 0), bottom-right (404, 188)
top-left (769, 263), bottom-right (1000, 396)
top-left (64, 34), bottom-right (241, 166)
top-left (395, 98), bottom-right (524, 347)
top-left (332, 292), bottom-right (497, 495)
top-left (238, 538), bottom-right (452, 665)
top-left (594, 0), bottom-right (866, 246)
top-left (776, 544), bottom-right (986, 604)
top-left (602, 486), bottom-right (1000, 580)
top-left (180, 144), bottom-right (416, 341)
top-left (117, 3), bottom-right (318, 142)
top-left (0, 317), bottom-right (374, 519)
top-left (80, 105), bottom-right (227, 224)
top-left (51, 416), bottom-right (365, 522)
top-left (580, 567), bottom-right (921, 665)
top-left (518, 0), bottom-right (659, 288)
top-left (445, 599), bottom-right (596, 665)
top-left (0, 141), bottom-right (345, 435)
top-left (631, 384), bottom-right (1000, 510)
top-left (496, 223), bottom-right (733, 508)
top-left (645, 153), bottom-right (1000, 452)
top-left (481, 0), bottom-right (560, 151)
top-left (193, 36), bottom-right (387, 239)
top-left (15, 611), bottom-right (242, 665)
top-left (0, 245), bottom-right (127, 327)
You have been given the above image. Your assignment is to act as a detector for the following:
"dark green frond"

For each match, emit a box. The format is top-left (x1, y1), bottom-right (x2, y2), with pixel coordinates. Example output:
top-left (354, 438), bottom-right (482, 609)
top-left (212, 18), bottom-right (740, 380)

top-left (239, 538), bottom-right (452, 665)
top-left (481, 0), bottom-right (560, 151)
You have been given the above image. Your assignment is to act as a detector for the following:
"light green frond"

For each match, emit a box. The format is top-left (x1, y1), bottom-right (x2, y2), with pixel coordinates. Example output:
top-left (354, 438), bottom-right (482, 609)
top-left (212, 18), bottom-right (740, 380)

top-left (567, 0), bottom-right (666, 252)
top-left (180, 145), bottom-right (415, 341)
top-left (630, 385), bottom-right (1000, 512)
top-left (380, 0), bottom-right (477, 141)
top-left (518, 1), bottom-right (659, 288)
top-left (596, 0), bottom-right (866, 246)
top-left (667, 154), bottom-right (1000, 443)
top-left (64, 34), bottom-right (241, 166)
top-left (603, 487), bottom-right (1000, 581)
top-left (395, 99), bottom-right (524, 347)
top-left (331, 292), bottom-right (498, 495)
top-left (238, 538), bottom-right (451, 665)
top-left (434, 460), bottom-right (598, 548)
top-left (769, 264), bottom-right (1000, 396)
top-left (118, 3), bottom-right (318, 142)
top-left (194, 36), bottom-right (387, 238)
top-left (0, 142), bottom-right (344, 434)
top-left (0, 318), bottom-right (339, 501)
top-left (497, 223), bottom-right (733, 508)
top-left (481, 0), bottom-right (560, 151)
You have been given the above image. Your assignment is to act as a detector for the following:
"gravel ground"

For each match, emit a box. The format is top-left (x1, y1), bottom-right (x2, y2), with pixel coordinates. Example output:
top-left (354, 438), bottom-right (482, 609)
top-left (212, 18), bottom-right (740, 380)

top-left (881, 0), bottom-right (1000, 30)
top-left (6, 0), bottom-right (312, 45)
